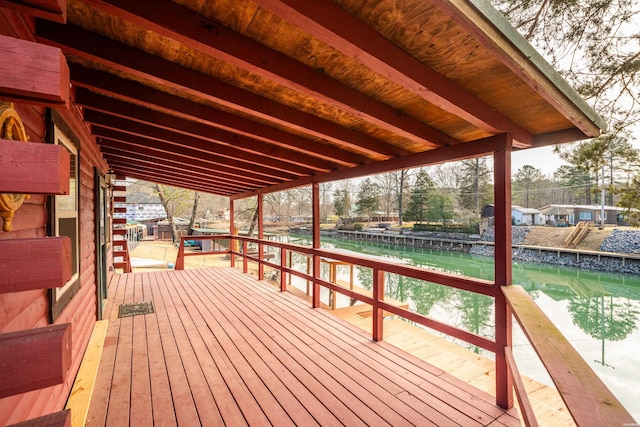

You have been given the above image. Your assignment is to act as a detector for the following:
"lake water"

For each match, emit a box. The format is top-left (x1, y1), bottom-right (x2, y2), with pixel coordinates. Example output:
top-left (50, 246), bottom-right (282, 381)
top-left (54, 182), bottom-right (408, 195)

top-left (286, 235), bottom-right (640, 420)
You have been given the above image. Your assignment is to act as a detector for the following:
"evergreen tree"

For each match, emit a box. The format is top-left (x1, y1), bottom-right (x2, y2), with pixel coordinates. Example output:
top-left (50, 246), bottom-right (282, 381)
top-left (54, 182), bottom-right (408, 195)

top-left (354, 178), bottom-right (380, 218)
top-left (404, 170), bottom-right (435, 223)
top-left (458, 158), bottom-right (492, 213)
top-left (333, 188), bottom-right (351, 218)
top-left (513, 165), bottom-right (544, 208)
top-left (425, 191), bottom-right (455, 226)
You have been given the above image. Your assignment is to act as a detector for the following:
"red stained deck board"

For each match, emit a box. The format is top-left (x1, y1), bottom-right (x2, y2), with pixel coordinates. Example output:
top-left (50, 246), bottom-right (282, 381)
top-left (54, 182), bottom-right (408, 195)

top-left (186, 269), bottom-right (426, 426)
top-left (198, 269), bottom-right (485, 426)
top-left (87, 268), bottom-right (520, 427)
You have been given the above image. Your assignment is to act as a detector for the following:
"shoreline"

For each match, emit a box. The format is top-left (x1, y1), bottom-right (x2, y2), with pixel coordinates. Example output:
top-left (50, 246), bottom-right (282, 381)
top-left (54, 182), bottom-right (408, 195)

top-left (314, 229), bottom-right (640, 276)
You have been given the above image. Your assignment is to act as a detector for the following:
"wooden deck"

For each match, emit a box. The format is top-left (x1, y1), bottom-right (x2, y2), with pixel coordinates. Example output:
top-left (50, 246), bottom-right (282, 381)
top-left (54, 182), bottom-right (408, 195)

top-left (87, 267), bottom-right (520, 426)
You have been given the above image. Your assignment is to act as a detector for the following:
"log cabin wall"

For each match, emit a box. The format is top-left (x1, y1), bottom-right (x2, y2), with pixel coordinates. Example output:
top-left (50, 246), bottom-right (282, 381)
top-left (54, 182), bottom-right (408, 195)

top-left (0, 7), bottom-right (109, 425)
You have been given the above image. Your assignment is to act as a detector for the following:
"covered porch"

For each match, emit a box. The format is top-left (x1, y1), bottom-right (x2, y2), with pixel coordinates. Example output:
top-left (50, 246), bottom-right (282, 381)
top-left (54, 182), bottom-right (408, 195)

top-left (88, 267), bottom-right (519, 426)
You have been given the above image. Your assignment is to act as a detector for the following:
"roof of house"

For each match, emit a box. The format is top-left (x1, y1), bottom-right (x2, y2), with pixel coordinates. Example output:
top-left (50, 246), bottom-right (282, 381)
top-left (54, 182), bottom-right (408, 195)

top-left (36, 0), bottom-right (605, 198)
top-left (512, 206), bottom-right (541, 214)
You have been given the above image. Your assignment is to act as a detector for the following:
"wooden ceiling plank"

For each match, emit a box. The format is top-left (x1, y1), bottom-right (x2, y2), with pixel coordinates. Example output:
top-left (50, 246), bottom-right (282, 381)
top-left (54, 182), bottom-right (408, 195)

top-left (85, 111), bottom-right (314, 177)
top-left (75, 88), bottom-right (338, 172)
top-left (102, 150), bottom-right (251, 191)
top-left (70, 72), bottom-right (364, 167)
top-left (38, 23), bottom-right (408, 159)
top-left (94, 0), bottom-right (458, 148)
top-left (252, 0), bottom-right (533, 146)
top-left (99, 142), bottom-right (276, 186)
top-left (93, 127), bottom-right (295, 182)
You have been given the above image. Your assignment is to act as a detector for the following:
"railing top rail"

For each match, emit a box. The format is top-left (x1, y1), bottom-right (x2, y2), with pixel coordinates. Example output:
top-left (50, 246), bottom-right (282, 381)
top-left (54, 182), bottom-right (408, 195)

top-left (503, 285), bottom-right (635, 426)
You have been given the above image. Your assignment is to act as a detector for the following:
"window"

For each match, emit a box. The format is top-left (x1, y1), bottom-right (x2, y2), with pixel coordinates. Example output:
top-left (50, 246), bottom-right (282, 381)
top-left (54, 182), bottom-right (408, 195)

top-left (578, 211), bottom-right (592, 221)
top-left (50, 123), bottom-right (80, 321)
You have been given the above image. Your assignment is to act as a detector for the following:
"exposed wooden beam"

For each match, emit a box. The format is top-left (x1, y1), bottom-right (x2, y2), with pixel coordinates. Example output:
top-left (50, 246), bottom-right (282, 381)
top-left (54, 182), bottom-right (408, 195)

top-left (232, 134), bottom-right (507, 199)
top-left (91, 0), bottom-right (459, 149)
top-left (98, 138), bottom-right (279, 185)
top-left (106, 164), bottom-right (237, 195)
top-left (91, 125), bottom-right (301, 181)
top-left (252, 0), bottom-right (533, 145)
top-left (38, 23), bottom-right (413, 159)
top-left (72, 81), bottom-right (362, 167)
top-left (0, 323), bottom-right (72, 398)
top-left (0, 0), bottom-right (67, 23)
top-left (87, 111), bottom-right (315, 176)
top-left (77, 91), bottom-right (338, 172)
top-left (0, 34), bottom-right (69, 105)
top-left (0, 140), bottom-right (69, 194)
top-left (99, 144), bottom-right (276, 187)
top-left (0, 237), bottom-right (71, 293)
top-left (104, 159), bottom-right (237, 195)
top-left (102, 148), bottom-right (247, 191)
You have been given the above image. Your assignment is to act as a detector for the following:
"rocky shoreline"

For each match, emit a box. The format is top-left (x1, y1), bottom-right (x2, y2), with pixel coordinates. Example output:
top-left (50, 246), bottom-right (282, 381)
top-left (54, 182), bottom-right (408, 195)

top-left (469, 227), bottom-right (640, 275)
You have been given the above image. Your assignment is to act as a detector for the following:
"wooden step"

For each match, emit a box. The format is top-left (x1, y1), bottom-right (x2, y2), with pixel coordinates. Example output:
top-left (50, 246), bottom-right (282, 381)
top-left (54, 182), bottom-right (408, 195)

top-left (113, 229), bottom-right (127, 235)
top-left (114, 251), bottom-right (128, 258)
top-left (113, 207), bottom-right (126, 213)
top-left (113, 196), bottom-right (126, 203)
top-left (112, 218), bottom-right (127, 224)
top-left (115, 175), bottom-right (127, 180)
top-left (112, 185), bottom-right (126, 192)
top-left (114, 261), bottom-right (129, 270)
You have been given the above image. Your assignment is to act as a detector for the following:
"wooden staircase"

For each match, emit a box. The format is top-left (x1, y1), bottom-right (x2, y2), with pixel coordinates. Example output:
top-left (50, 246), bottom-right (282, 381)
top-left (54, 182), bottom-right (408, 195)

top-left (564, 221), bottom-right (593, 248)
top-left (112, 180), bottom-right (132, 273)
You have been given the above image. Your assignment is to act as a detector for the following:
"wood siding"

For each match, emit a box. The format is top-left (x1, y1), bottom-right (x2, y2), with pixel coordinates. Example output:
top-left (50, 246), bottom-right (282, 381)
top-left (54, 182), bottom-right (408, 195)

top-left (0, 7), bottom-right (108, 424)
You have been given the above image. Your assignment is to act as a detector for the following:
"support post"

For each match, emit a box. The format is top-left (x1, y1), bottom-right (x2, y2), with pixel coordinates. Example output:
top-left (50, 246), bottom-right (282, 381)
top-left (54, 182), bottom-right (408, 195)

top-left (372, 268), bottom-right (385, 342)
top-left (242, 240), bottom-right (248, 274)
top-left (258, 194), bottom-right (264, 280)
top-left (229, 199), bottom-right (235, 267)
top-left (493, 134), bottom-right (514, 409)
top-left (280, 247), bottom-right (286, 292)
top-left (312, 183), bottom-right (321, 308)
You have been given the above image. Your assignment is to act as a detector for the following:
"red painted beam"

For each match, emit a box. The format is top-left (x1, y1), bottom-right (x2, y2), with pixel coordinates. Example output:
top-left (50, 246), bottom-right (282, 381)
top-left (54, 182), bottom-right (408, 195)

top-left (253, 0), bottom-right (533, 146)
top-left (0, 237), bottom-right (72, 293)
top-left (0, 34), bottom-right (69, 105)
top-left (0, 323), bottom-right (72, 398)
top-left (92, 126), bottom-right (298, 181)
top-left (101, 150), bottom-right (255, 190)
top-left (99, 140), bottom-right (278, 186)
top-left (232, 133), bottom-right (508, 199)
top-left (106, 165), bottom-right (238, 195)
top-left (103, 157), bottom-right (246, 194)
top-left (77, 91), bottom-right (338, 172)
top-left (0, 140), bottom-right (70, 194)
top-left (70, 77), bottom-right (365, 166)
top-left (91, 0), bottom-right (458, 149)
top-left (86, 111), bottom-right (314, 177)
top-left (1, 0), bottom-right (66, 23)
top-left (37, 23), bottom-right (407, 159)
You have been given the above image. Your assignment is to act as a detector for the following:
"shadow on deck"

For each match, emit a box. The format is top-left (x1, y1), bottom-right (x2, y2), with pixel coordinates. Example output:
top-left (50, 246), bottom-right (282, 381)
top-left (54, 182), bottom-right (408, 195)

top-left (87, 267), bottom-right (520, 426)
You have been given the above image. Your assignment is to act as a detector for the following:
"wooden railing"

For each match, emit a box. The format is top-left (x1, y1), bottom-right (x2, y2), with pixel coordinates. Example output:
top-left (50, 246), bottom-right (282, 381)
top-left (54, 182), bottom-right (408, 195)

top-left (175, 234), bottom-right (635, 426)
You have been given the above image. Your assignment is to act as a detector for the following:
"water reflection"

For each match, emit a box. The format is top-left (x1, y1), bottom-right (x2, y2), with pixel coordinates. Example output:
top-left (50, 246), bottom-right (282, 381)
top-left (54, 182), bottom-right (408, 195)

top-left (285, 235), bottom-right (640, 417)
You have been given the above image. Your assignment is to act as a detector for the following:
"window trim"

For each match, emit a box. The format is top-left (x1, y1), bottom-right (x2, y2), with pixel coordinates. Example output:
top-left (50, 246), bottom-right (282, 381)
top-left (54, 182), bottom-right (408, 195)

top-left (49, 115), bottom-right (81, 322)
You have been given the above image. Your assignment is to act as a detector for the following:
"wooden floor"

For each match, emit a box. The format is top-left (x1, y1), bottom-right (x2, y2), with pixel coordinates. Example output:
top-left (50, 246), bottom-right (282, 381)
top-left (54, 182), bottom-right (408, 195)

top-left (87, 267), bottom-right (520, 426)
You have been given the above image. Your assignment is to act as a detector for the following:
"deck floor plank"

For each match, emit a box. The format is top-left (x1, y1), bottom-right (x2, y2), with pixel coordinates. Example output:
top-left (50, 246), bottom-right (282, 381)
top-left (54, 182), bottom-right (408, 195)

top-left (213, 268), bottom-right (503, 425)
top-left (193, 269), bottom-right (436, 427)
top-left (147, 271), bottom-right (202, 426)
top-left (87, 267), bottom-right (520, 426)
top-left (139, 272), bottom-right (177, 427)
